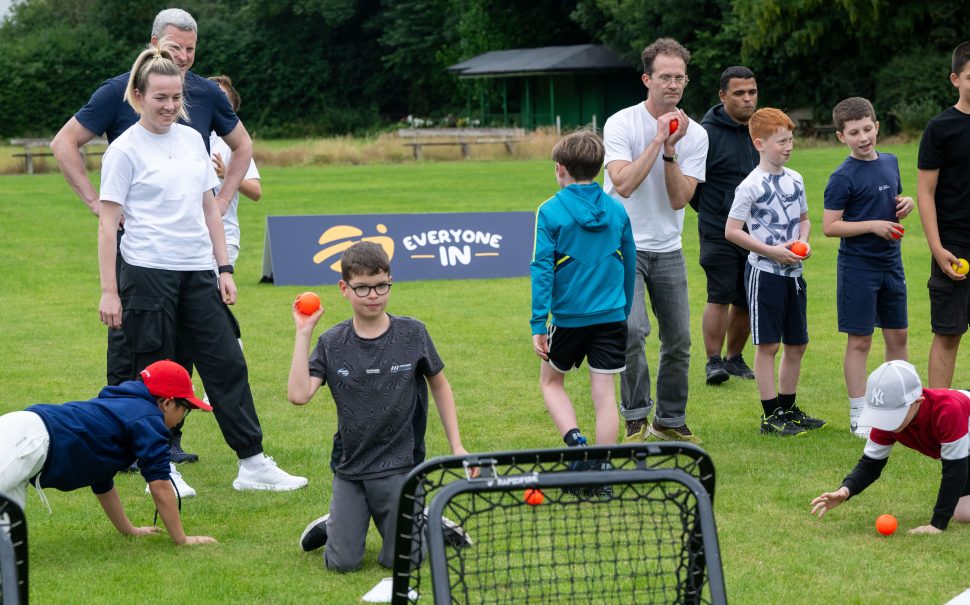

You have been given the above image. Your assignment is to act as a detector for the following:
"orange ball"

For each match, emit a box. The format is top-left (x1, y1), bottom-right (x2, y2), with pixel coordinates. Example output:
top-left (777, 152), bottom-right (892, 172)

top-left (524, 488), bottom-right (544, 506)
top-left (296, 292), bottom-right (321, 315)
top-left (789, 241), bottom-right (808, 258)
top-left (875, 514), bottom-right (897, 536)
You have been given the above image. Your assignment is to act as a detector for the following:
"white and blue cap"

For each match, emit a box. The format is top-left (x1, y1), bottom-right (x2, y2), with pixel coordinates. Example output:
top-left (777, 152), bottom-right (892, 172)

top-left (860, 360), bottom-right (923, 431)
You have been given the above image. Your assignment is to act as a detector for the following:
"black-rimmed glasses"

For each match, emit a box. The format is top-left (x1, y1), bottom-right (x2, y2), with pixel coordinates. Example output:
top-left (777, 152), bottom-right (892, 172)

top-left (348, 282), bottom-right (392, 297)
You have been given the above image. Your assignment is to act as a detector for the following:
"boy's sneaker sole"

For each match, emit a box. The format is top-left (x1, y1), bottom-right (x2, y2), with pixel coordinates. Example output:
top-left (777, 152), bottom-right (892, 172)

top-left (300, 515), bottom-right (329, 552)
top-left (232, 478), bottom-right (308, 492)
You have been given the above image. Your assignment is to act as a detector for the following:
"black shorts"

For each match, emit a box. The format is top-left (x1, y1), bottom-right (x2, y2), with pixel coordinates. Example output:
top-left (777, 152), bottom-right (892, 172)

top-left (928, 254), bottom-right (970, 335)
top-left (746, 265), bottom-right (808, 346)
top-left (547, 321), bottom-right (627, 373)
top-left (699, 234), bottom-right (748, 308)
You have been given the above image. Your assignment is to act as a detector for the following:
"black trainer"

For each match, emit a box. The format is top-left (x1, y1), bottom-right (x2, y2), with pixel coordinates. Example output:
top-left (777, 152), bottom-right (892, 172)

top-left (787, 406), bottom-right (827, 430)
top-left (760, 408), bottom-right (807, 437)
top-left (724, 354), bottom-right (755, 379)
top-left (705, 356), bottom-right (729, 385)
top-left (170, 433), bottom-right (199, 464)
top-left (300, 515), bottom-right (329, 552)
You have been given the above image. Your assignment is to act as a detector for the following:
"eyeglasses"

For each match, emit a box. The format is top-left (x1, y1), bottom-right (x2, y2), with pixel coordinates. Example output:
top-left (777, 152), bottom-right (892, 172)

top-left (177, 399), bottom-right (193, 417)
top-left (653, 74), bottom-right (689, 86)
top-left (348, 282), bottom-right (392, 297)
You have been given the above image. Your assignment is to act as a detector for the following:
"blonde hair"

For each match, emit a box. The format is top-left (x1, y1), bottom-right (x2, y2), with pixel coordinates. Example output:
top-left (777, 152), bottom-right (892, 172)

top-left (124, 44), bottom-right (189, 123)
top-left (748, 108), bottom-right (794, 142)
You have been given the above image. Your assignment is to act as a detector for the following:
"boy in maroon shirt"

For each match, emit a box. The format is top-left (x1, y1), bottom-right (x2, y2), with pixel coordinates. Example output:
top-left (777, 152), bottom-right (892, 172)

top-left (810, 360), bottom-right (970, 533)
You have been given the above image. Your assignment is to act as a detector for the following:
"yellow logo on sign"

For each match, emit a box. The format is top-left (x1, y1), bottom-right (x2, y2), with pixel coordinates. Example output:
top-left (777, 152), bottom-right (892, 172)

top-left (312, 224), bottom-right (395, 273)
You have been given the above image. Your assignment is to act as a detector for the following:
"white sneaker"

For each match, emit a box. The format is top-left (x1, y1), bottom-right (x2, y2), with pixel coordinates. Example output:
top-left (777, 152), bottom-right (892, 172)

top-left (146, 463), bottom-right (197, 498)
top-left (851, 423), bottom-right (871, 439)
top-left (232, 456), bottom-right (308, 492)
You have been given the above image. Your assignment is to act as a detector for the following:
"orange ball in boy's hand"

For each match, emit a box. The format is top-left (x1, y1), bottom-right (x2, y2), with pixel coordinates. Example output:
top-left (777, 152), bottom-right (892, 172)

top-left (876, 514), bottom-right (897, 536)
top-left (789, 241), bottom-right (808, 258)
top-left (296, 292), bottom-right (321, 315)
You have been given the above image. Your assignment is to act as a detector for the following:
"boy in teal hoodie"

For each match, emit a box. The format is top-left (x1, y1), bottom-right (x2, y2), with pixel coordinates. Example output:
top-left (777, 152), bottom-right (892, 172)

top-left (531, 128), bottom-right (636, 450)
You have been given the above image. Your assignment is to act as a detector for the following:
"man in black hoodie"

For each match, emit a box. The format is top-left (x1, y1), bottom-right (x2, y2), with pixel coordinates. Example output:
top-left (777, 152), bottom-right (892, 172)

top-left (691, 66), bottom-right (760, 385)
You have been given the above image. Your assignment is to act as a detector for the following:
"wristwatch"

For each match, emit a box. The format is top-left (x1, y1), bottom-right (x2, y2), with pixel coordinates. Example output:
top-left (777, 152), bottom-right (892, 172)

top-left (218, 264), bottom-right (234, 275)
top-left (662, 153), bottom-right (679, 163)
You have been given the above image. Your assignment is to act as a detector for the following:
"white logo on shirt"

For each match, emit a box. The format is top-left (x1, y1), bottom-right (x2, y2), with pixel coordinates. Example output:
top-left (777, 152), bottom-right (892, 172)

top-left (366, 368), bottom-right (381, 375)
top-left (337, 368), bottom-right (349, 377)
top-left (390, 363), bottom-right (412, 373)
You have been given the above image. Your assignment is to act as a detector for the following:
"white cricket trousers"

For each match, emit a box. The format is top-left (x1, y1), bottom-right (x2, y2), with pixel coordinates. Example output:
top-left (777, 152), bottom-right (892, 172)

top-left (0, 411), bottom-right (49, 510)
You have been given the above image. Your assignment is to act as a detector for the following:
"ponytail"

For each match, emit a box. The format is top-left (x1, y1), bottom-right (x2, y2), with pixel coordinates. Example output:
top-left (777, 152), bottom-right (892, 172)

top-left (124, 44), bottom-right (189, 122)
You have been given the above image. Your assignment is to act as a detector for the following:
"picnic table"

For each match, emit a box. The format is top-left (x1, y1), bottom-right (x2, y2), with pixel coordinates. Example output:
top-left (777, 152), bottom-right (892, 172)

top-left (9, 137), bottom-right (108, 174)
top-left (398, 128), bottom-right (526, 160)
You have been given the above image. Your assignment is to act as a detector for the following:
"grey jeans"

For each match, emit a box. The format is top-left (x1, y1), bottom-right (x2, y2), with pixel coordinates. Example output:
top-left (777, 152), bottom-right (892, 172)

top-left (620, 249), bottom-right (691, 427)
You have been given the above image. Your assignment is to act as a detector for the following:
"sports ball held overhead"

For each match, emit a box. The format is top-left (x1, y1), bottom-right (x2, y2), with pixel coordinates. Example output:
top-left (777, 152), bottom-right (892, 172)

top-left (296, 292), bottom-right (321, 315)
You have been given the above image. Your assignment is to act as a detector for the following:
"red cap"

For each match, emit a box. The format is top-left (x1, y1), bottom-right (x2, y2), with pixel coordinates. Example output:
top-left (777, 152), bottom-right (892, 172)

top-left (140, 360), bottom-right (212, 411)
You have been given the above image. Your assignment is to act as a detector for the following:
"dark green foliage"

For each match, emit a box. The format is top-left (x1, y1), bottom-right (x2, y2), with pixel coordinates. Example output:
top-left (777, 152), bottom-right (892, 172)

top-left (0, 0), bottom-right (965, 136)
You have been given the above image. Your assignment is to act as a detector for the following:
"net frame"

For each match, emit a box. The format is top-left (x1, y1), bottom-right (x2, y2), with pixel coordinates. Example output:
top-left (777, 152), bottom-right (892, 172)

top-left (390, 442), bottom-right (722, 604)
top-left (0, 493), bottom-right (28, 605)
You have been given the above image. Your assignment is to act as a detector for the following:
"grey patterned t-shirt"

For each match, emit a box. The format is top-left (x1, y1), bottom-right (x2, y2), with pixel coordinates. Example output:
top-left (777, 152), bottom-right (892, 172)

top-left (728, 166), bottom-right (809, 277)
top-left (309, 315), bottom-right (444, 480)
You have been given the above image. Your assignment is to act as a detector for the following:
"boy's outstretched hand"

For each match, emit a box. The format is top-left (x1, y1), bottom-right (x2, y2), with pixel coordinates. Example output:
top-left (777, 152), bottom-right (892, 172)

top-left (810, 486), bottom-right (849, 518)
top-left (127, 526), bottom-right (163, 537)
top-left (182, 535), bottom-right (218, 545)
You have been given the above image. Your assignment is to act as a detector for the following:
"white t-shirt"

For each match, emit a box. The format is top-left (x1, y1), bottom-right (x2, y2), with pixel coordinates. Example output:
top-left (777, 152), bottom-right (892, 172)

top-left (100, 123), bottom-right (220, 271)
top-left (728, 166), bottom-right (809, 277)
top-left (603, 102), bottom-right (708, 252)
top-left (210, 131), bottom-right (260, 249)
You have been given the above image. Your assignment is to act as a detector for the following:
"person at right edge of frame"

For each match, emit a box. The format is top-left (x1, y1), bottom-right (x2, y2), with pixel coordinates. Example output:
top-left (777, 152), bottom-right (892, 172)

top-left (917, 41), bottom-right (970, 390)
top-left (603, 37), bottom-right (708, 445)
top-left (690, 66), bottom-right (760, 386)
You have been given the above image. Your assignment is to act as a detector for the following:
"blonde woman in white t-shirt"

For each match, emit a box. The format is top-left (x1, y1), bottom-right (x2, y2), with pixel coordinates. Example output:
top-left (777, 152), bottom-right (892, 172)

top-left (97, 46), bottom-right (307, 496)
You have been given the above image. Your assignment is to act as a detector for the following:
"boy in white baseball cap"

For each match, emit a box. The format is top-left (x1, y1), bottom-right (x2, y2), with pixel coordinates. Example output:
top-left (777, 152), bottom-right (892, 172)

top-left (809, 360), bottom-right (970, 533)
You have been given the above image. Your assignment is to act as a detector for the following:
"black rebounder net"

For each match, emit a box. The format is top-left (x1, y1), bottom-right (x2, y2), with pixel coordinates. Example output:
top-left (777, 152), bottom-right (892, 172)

top-left (390, 443), bottom-right (724, 605)
top-left (0, 493), bottom-right (28, 605)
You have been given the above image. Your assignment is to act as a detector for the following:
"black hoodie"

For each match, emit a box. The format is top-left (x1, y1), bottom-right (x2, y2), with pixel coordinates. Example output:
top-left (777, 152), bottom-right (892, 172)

top-left (690, 103), bottom-right (759, 238)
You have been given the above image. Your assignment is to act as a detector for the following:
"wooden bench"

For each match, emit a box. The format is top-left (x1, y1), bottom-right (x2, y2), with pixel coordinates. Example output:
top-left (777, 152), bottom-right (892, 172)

top-left (10, 137), bottom-right (108, 174)
top-left (787, 108), bottom-right (836, 137)
top-left (398, 128), bottom-right (526, 160)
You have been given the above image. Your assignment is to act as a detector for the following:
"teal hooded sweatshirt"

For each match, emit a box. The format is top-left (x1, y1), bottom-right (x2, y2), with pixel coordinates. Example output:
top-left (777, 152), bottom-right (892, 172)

top-left (530, 182), bottom-right (636, 334)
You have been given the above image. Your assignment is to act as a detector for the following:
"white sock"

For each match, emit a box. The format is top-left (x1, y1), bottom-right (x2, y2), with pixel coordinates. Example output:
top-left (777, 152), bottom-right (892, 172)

top-left (240, 453), bottom-right (266, 471)
top-left (849, 396), bottom-right (865, 416)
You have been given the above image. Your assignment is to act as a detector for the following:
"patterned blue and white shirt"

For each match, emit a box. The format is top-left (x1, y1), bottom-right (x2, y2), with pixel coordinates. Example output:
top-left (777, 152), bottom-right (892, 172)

top-left (729, 166), bottom-right (809, 277)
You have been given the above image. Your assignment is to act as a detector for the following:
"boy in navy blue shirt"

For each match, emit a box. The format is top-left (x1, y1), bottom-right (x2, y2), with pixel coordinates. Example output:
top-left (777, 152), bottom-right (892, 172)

top-left (822, 97), bottom-right (914, 438)
top-left (530, 129), bottom-right (636, 450)
top-left (0, 360), bottom-right (215, 545)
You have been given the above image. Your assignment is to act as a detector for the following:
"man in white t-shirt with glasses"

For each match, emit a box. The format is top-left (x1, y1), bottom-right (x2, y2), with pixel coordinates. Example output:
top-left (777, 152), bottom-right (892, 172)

top-left (603, 37), bottom-right (709, 444)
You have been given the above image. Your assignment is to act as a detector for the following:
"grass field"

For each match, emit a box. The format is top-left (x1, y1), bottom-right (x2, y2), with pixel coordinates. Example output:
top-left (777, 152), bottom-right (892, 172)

top-left (1, 144), bottom-right (969, 604)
